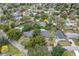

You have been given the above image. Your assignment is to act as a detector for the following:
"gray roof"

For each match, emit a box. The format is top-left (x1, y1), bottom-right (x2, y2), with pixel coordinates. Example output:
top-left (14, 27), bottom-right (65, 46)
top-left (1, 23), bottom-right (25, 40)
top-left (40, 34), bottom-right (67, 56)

top-left (0, 12), bottom-right (3, 16)
top-left (40, 29), bottom-right (49, 38)
top-left (39, 22), bottom-right (46, 27)
top-left (65, 33), bottom-right (79, 38)
top-left (15, 16), bottom-right (22, 20)
top-left (0, 30), bottom-right (7, 38)
top-left (55, 30), bottom-right (65, 39)
top-left (23, 31), bottom-right (33, 37)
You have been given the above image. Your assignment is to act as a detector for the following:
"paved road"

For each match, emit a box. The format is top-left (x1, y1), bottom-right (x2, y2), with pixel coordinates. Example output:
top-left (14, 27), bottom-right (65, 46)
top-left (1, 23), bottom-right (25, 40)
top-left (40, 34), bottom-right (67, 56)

top-left (8, 39), bottom-right (28, 56)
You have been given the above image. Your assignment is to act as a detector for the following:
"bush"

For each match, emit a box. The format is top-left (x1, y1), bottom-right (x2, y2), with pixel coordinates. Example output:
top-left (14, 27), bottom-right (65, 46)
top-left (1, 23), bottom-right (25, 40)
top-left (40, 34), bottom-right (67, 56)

top-left (51, 45), bottom-right (66, 56)
top-left (0, 35), bottom-right (8, 47)
top-left (75, 37), bottom-right (79, 41)
top-left (0, 24), bottom-right (9, 32)
top-left (25, 35), bottom-right (46, 48)
top-left (33, 23), bottom-right (41, 30)
top-left (33, 28), bottom-right (41, 37)
top-left (7, 29), bottom-right (21, 40)
top-left (1, 45), bottom-right (8, 53)
top-left (22, 24), bottom-right (32, 32)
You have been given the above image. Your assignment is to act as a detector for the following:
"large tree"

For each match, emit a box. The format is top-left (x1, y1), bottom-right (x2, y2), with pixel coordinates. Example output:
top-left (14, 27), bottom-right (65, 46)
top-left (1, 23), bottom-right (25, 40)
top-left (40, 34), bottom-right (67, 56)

top-left (25, 35), bottom-right (46, 48)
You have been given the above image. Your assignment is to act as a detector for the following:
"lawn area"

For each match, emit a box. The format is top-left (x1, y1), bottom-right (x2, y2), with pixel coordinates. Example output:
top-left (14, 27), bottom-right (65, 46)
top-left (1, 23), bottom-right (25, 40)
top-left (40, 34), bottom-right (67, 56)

top-left (18, 36), bottom-right (30, 47)
top-left (58, 40), bottom-right (71, 46)
top-left (72, 39), bottom-right (79, 46)
top-left (63, 51), bottom-right (75, 56)
top-left (63, 29), bottom-right (74, 33)
top-left (8, 44), bottom-right (23, 56)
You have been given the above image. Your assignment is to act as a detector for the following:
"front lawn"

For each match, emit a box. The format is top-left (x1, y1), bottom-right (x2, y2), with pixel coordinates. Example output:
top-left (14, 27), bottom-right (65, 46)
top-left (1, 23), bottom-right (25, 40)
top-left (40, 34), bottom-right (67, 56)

top-left (58, 40), bottom-right (71, 46)
top-left (8, 44), bottom-right (23, 56)
top-left (63, 51), bottom-right (75, 56)
top-left (72, 39), bottom-right (79, 46)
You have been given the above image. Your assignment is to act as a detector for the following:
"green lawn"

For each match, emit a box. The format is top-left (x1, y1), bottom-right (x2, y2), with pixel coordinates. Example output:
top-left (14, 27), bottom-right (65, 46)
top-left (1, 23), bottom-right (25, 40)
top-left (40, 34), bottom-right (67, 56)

top-left (8, 44), bottom-right (23, 56)
top-left (63, 51), bottom-right (75, 56)
top-left (58, 40), bottom-right (71, 46)
top-left (72, 39), bottom-right (79, 46)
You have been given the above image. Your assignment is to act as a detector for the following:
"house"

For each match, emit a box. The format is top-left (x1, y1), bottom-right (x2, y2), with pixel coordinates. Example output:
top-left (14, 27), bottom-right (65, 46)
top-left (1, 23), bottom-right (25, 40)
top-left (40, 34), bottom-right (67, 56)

top-left (14, 16), bottom-right (22, 20)
top-left (15, 26), bottom-right (24, 32)
top-left (22, 9), bottom-right (31, 16)
top-left (0, 8), bottom-right (3, 17)
top-left (40, 29), bottom-right (49, 38)
top-left (65, 33), bottom-right (79, 38)
top-left (12, 11), bottom-right (22, 20)
top-left (55, 30), bottom-right (66, 39)
top-left (0, 30), bottom-right (7, 38)
top-left (0, 19), bottom-right (8, 24)
top-left (64, 19), bottom-right (77, 27)
top-left (38, 22), bottom-right (46, 27)
top-left (23, 31), bottom-right (33, 37)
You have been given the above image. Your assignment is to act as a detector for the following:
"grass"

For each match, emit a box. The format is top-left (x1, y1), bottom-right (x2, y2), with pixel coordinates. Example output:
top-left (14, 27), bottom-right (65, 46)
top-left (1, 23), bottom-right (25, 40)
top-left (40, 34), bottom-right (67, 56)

top-left (63, 51), bottom-right (75, 56)
top-left (18, 36), bottom-right (30, 46)
top-left (8, 44), bottom-right (23, 56)
top-left (63, 28), bottom-right (74, 33)
top-left (58, 40), bottom-right (71, 46)
top-left (72, 39), bottom-right (79, 46)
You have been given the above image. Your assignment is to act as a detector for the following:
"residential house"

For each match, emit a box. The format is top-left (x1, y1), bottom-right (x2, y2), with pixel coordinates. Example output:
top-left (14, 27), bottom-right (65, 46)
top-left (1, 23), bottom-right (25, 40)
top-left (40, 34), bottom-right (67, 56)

top-left (12, 11), bottom-right (22, 20)
top-left (38, 22), bottom-right (46, 27)
top-left (23, 31), bottom-right (33, 37)
top-left (40, 29), bottom-right (50, 38)
top-left (0, 8), bottom-right (3, 17)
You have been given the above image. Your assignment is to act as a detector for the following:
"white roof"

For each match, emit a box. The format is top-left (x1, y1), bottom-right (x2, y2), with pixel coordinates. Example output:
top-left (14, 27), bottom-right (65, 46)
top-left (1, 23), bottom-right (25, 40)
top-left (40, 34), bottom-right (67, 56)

top-left (65, 33), bottom-right (79, 38)
top-left (40, 29), bottom-right (46, 31)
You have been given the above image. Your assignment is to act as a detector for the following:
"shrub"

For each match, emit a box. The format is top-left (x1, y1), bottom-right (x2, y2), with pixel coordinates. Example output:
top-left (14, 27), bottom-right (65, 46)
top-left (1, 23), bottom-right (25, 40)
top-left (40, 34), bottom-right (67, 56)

top-left (1, 45), bottom-right (8, 53)
top-left (51, 45), bottom-right (66, 56)
top-left (33, 23), bottom-right (41, 29)
top-left (7, 29), bottom-right (21, 40)
top-left (0, 24), bottom-right (9, 32)
top-left (22, 24), bottom-right (32, 32)
top-left (33, 28), bottom-right (41, 37)
top-left (25, 35), bottom-right (46, 48)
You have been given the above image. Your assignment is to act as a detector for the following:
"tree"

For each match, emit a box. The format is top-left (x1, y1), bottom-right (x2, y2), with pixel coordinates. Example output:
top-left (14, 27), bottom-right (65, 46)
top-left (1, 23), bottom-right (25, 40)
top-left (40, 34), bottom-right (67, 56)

top-left (33, 28), bottom-right (41, 37)
top-left (0, 24), bottom-right (9, 32)
top-left (7, 29), bottom-right (21, 40)
top-left (51, 45), bottom-right (66, 56)
top-left (33, 23), bottom-right (41, 30)
top-left (25, 35), bottom-right (46, 48)
top-left (75, 37), bottom-right (79, 41)
top-left (22, 24), bottom-right (32, 32)
top-left (0, 34), bottom-right (8, 48)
